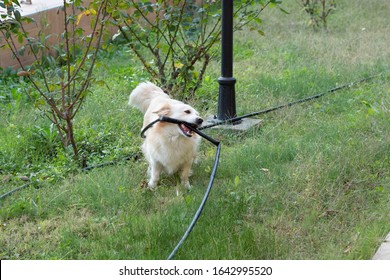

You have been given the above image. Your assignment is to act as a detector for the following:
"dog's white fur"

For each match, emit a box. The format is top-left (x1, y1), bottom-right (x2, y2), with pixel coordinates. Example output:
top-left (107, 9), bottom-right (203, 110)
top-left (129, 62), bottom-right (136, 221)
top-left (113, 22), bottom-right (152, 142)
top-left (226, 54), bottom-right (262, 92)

top-left (129, 82), bottom-right (203, 188)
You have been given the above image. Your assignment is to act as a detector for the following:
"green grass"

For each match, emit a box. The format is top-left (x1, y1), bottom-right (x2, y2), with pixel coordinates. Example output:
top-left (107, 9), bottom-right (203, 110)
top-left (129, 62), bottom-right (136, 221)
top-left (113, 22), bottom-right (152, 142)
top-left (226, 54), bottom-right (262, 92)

top-left (1, 0), bottom-right (389, 259)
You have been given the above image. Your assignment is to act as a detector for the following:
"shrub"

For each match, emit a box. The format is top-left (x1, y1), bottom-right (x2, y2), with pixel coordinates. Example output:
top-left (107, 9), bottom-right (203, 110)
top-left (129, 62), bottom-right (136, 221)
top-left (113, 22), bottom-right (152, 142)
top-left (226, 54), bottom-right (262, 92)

top-left (300, 0), bottom-right (336, 31)
top-left (108, 0), bottom-right (286, 99)
top-left (0, 0), bottom-right (109, 163)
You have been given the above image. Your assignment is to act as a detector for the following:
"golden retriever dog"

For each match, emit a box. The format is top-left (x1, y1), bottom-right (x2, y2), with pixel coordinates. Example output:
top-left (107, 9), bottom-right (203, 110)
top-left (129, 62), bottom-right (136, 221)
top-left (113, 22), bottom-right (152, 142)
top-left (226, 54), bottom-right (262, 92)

top-left (129, 82), bottom-right (203, 189)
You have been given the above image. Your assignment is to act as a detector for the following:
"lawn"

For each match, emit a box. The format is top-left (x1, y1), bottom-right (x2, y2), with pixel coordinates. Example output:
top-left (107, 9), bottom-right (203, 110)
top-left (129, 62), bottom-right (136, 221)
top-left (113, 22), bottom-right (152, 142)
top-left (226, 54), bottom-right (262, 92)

top-left (0, 0), bottom-right (389, 259)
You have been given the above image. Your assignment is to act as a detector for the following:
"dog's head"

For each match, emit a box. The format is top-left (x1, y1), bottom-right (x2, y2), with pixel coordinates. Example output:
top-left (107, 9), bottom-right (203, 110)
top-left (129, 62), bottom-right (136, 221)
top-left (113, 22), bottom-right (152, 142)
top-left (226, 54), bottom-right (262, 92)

top-left (153, 101), bottom-right (203, 138)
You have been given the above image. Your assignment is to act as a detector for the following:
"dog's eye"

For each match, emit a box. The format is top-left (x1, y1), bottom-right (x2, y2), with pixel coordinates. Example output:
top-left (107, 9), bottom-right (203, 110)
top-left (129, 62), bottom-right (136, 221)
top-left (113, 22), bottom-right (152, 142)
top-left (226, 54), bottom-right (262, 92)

top-left (184, 110), bottom-right (191, 114)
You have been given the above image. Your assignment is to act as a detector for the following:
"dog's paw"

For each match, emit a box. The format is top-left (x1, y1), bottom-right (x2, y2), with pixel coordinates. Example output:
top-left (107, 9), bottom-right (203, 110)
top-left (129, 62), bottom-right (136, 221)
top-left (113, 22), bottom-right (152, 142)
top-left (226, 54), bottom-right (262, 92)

top-left (182, 181), bottom-right (192, 190)
top-left (147, 180), bottom-right (158, 190)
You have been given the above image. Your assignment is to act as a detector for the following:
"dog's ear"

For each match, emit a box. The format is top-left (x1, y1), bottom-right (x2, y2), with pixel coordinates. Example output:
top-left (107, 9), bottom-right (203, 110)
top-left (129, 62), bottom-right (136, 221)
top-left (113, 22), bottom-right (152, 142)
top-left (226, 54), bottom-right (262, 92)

top-left (153, 103), bottom-right (171, 116)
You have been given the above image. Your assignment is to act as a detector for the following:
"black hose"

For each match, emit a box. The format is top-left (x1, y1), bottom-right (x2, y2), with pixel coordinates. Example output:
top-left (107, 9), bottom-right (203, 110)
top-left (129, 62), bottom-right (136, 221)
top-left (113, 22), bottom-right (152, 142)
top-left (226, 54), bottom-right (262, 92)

top-left (0, 182), bottom-right (33, 200)
top-left (81, 153), bottom-right (141, 172)
top-left (167, 138), bottom-right (221, 260)
top-left (199, 74), bottom-right (383, 130)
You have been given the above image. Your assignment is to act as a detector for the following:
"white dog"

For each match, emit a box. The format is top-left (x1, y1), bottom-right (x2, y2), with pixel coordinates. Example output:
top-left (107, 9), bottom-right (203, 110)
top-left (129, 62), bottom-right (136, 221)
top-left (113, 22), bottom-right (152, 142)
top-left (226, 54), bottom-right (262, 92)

top-left (129, 82), bottom-right (203, 189)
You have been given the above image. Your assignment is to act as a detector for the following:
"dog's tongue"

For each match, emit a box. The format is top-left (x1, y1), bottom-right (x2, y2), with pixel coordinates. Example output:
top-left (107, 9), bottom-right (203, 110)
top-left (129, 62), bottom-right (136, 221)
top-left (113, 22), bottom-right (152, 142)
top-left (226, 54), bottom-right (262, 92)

top-left (179, 124), bottom-right (193, 137)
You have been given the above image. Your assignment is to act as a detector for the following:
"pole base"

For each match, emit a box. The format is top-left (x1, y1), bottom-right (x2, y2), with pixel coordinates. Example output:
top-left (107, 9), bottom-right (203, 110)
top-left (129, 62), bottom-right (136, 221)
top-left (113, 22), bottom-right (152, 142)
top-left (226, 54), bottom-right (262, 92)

top-left (217, 77), bottom-right (237, 121)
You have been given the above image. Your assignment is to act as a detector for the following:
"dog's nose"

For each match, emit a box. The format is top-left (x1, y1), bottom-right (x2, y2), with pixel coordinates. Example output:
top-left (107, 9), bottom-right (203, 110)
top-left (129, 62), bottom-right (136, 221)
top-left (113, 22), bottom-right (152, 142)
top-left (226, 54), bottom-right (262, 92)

top-left (196, 118), bottom-right (203, 125)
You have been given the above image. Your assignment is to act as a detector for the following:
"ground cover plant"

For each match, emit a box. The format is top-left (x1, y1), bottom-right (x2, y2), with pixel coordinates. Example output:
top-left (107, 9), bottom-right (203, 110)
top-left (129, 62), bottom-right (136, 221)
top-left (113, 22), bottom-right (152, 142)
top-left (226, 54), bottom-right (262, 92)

top-left (0, 0), bottom-right (389, 259)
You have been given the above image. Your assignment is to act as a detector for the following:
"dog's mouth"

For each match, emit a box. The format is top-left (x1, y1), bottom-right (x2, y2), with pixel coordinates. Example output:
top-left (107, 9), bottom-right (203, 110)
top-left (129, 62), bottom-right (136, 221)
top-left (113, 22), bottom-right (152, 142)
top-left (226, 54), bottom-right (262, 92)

top-left (179, 123), bottom-right (197, 137)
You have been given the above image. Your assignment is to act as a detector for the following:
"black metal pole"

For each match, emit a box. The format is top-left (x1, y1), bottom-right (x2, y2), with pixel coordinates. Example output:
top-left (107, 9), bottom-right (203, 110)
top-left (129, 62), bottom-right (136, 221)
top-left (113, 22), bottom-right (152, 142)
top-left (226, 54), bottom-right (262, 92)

top-left (217, 0), bottom-right (237, 121)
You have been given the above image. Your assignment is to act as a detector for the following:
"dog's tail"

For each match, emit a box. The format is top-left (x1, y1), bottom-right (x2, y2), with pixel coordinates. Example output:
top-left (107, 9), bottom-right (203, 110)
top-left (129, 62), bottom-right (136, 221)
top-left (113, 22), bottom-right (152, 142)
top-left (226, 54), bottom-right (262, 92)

top-left (129, 82), bottom-right (169, 114)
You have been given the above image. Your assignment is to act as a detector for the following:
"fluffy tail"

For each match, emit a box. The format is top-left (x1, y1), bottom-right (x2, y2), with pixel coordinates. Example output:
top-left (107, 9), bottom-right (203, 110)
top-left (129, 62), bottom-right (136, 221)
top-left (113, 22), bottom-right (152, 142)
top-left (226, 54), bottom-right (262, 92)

top-left (129, 82), bottom-right (169, 114)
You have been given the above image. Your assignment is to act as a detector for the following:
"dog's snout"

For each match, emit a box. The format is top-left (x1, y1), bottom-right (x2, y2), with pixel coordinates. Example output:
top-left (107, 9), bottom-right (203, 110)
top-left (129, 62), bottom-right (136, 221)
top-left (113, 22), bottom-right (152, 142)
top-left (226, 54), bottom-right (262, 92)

top-left (196, 117), bottom-right (203, 125)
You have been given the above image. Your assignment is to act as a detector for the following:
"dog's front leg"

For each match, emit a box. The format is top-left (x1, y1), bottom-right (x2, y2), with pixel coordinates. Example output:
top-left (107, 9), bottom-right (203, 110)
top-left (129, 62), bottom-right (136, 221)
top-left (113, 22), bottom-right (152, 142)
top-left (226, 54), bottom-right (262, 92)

top-left (180, 164), bottom-right (193, 189)
top-left (148, 162), bottom-right (162, 189)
